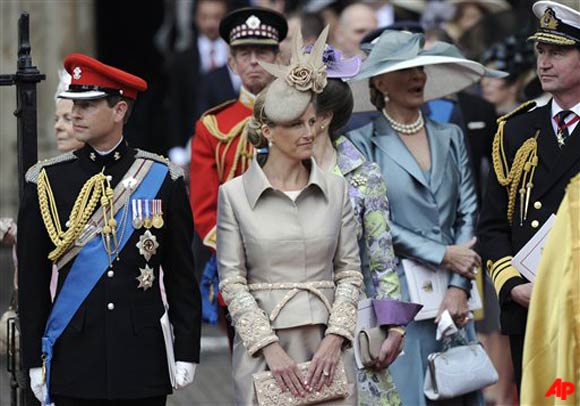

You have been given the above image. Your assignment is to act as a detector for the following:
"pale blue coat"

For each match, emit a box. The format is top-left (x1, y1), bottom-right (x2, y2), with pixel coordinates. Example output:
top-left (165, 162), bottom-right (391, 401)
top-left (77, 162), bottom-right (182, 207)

top-left (347, 114), bottom-right (483, 406)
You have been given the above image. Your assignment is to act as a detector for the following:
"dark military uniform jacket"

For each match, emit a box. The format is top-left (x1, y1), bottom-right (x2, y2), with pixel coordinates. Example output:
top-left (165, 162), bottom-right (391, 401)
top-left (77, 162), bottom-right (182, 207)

top-left (17, 141), bottom-right (201, 399)
top-left (478, 101), bottom-right (580, 335)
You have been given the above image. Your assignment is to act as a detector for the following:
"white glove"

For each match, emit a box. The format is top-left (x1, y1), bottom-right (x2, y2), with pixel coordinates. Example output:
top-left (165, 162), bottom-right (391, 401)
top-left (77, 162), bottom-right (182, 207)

top-left (29, 367), bottom-right (52, 405)
top-left (174, 361), bottom-right (196, 389)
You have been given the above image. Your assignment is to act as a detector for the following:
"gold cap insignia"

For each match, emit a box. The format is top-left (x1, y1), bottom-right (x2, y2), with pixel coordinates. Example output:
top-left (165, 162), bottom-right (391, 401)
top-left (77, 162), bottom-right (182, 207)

top-left (541, 8), bottom-right (559, 30)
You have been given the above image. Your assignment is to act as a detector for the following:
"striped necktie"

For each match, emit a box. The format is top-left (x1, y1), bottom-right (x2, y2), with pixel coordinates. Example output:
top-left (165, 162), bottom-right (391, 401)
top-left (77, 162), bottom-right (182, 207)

top-left (555, 110), bottom-right (575, 147)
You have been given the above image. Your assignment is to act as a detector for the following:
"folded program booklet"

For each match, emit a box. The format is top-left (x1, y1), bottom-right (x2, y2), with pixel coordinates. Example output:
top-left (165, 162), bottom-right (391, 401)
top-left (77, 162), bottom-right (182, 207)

top-left (402, 259), bottom-right (482, 321)
top-left (511, 214), bottom-right (557, 283)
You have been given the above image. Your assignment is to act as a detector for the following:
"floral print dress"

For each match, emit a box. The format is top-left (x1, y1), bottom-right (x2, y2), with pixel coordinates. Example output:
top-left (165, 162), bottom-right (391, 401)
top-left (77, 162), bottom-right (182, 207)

top-left (332, 136), bottom-right (402, 406)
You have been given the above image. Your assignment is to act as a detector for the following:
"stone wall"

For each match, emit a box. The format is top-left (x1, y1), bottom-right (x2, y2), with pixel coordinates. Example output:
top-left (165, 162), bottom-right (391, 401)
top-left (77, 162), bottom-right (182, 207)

top-left (0, 0), bottom-right (95, 218)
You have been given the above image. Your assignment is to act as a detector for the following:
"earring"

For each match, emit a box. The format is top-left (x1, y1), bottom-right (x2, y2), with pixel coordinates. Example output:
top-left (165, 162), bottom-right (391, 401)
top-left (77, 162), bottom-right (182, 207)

top-left (320, 124), bottom-right (325, 131)
top-left (383, 92), bottom-right (390, 103)
top-left (268, 139), bottom-right (273, 148)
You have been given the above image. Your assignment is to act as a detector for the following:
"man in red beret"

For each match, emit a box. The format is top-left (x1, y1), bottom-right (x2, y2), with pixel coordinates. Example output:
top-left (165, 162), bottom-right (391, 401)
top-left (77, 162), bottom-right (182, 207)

top-left (17, 54), bottom-right (201, 406)
top-left (189, 6), bottom-right (287, 347)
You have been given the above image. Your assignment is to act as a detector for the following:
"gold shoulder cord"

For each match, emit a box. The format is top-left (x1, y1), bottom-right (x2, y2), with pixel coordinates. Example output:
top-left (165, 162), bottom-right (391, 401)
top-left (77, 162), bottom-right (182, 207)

top-left (202, 114), bottom-right (253, 183)
top-left (37, 168), bottom-right (113, 262)
top-left (491, 101), bottom-right (539, 225)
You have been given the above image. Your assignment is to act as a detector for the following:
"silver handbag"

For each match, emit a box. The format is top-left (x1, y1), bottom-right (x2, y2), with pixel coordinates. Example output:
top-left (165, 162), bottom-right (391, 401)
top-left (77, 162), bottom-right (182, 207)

top-left (423, 341), bottom-right (498, 400)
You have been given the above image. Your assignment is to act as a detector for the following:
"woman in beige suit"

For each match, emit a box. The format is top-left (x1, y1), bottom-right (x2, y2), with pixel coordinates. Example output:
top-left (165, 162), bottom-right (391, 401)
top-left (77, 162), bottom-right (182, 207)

top-left (217, 27), bottom-right (363, 405)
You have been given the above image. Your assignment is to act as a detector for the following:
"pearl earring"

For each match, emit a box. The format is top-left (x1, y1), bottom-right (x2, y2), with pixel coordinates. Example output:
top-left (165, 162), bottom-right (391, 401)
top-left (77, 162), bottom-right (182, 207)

top-left (383, 92), bottom-right (390, 103)
top-left (320, 124), bottom-right (325, 131)
top-left (268, 139), bottom-right (273, 148)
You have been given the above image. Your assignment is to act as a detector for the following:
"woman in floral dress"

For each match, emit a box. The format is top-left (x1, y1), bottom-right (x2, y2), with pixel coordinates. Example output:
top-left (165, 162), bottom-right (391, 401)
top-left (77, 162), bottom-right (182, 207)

top-left (311, 46), bottom-right (404, 406)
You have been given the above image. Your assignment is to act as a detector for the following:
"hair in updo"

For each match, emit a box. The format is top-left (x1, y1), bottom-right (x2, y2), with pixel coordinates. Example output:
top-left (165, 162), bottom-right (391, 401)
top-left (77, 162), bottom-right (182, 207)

top-left (246, 90), bottom-right (274, 149)
top-left (314, 78), bottom-right (353, 142)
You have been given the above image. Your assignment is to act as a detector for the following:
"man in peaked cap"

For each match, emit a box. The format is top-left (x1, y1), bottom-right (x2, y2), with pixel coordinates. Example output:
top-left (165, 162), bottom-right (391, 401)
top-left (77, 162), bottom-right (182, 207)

top-left (18, 54), bottom-right (201, 405)
top-left (477, 0), bottom-right (580, 392)
top-left (189, 6), bottom-right (287, 348)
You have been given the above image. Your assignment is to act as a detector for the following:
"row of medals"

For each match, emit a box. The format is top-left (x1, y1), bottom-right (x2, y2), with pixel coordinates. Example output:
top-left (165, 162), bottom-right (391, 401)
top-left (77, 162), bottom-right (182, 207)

top-left (132, 198), bottom-right (164, 229)
top-left (132, 199), bottom-right (164, 291)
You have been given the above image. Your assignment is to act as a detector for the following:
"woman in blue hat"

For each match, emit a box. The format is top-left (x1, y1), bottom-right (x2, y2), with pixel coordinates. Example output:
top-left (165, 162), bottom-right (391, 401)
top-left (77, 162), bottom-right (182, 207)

top-left (346, 30), bottom-right (491, 405)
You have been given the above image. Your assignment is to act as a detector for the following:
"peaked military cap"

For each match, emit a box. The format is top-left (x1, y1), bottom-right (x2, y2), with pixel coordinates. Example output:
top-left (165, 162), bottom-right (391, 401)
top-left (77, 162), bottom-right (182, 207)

top-left (529, 1), bottom-right (580, 46)
top-left (219, 6), bottom-right (288, 47)
top-left (59, 53), bottom-right (147, 101)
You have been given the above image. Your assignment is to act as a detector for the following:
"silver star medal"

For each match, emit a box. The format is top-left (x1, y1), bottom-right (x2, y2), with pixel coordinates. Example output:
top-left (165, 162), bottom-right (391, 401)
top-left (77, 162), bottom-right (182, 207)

top-left (136, 264), bottom-right (156, 291)
top-left (136, 230), bottom-right (159, 261)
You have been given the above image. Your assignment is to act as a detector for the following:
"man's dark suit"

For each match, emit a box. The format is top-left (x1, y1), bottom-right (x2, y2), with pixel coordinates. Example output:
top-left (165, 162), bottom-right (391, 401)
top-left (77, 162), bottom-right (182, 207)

top-left (166, 44), bottom-right (202, 151)
top-left (197, 65), bottom-right (238, 116)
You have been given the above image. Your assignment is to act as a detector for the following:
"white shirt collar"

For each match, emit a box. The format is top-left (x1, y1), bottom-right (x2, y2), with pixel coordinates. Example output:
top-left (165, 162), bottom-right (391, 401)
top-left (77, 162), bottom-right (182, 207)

top-left (197, 35), bottom-right (228, 73)
top-left (551, 99), bottom-right (580, 118)
top-left (95, 137), bottom-right (123, 156)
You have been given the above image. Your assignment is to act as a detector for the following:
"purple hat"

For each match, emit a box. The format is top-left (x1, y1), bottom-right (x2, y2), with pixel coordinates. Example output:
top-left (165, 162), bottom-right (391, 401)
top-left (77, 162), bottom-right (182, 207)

top-left (304, 44), bottom-right (361, 79)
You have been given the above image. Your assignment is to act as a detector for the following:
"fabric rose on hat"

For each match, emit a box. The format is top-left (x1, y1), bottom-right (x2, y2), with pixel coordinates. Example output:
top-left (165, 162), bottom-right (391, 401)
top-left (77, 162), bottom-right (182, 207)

top-left (286, 64), bottom-right (327, 93)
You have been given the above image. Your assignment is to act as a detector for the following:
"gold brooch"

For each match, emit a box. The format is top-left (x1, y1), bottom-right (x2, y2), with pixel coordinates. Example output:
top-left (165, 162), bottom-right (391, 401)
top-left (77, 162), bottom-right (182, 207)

top-left (136, 230), bottom-right (159, 261)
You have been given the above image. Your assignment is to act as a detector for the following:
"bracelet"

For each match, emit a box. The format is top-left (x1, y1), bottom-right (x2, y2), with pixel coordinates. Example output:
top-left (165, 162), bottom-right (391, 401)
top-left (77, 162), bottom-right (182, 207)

top-left (388, 326), bottom-right (406, 337)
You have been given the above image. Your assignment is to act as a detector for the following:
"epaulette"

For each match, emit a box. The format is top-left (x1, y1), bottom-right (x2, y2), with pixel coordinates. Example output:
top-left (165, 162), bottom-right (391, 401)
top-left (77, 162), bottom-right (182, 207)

top-left (496, 100), bottom-right (537, 125)
top-left (201, 99), bottom-right (237, 118)
top-left (135, 149), bottom-right (184, 180)
top-left (25, 152), bottom-right (77, 184)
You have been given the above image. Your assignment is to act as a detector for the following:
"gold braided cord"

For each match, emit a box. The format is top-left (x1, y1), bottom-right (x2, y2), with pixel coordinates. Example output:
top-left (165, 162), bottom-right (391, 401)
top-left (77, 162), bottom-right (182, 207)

top-left (492, 120), bottom-right (539, 224)
top-left (37, 169), bottom-right (107, 262)
top-left (202, 114), bottom-right (253, 183)
top-left (492, 101), bottom-right (540, 224)
top-left (528, 32), bottom-right (576, 46)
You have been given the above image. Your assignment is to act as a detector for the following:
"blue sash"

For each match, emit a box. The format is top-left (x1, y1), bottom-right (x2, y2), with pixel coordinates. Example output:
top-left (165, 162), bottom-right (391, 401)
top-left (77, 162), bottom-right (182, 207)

top-left (41, 162), bottom-right (168, 404)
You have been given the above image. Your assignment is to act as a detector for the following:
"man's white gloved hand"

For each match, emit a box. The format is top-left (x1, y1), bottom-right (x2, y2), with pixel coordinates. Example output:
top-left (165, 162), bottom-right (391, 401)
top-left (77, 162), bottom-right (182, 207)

top-left (174, 361), bottom-right (196, 389)
top-left (29, 367), bottom-right (47, 403)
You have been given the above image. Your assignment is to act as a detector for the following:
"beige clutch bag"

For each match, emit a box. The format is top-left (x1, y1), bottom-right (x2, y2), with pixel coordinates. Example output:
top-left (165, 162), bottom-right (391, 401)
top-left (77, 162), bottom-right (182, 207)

top-left (357, 327), bottom-right (387, 366)
top-left (253, 359), bottom-right (349, 405)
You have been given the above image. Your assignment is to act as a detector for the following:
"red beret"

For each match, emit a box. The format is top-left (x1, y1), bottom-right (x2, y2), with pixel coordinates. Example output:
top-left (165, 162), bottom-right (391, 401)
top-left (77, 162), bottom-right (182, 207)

top-left (59, 53), bottom-right (147, 101)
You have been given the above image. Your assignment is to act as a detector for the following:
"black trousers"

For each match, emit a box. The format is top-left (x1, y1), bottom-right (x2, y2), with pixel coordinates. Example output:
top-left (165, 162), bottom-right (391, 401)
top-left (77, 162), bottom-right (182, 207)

top-left (509, 334), bottom-right (525, 395)
top-left (52, 395), bottom-right (167, 406)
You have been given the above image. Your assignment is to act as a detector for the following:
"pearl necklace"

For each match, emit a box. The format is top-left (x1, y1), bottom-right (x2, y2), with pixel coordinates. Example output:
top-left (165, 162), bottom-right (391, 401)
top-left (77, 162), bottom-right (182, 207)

top-left (383, 109), bottom-right (424, 135)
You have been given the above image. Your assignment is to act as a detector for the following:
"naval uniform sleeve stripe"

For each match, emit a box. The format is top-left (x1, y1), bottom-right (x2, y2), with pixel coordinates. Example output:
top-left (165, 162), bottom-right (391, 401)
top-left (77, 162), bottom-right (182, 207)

top-left (490, 262), bottom-right (514, 283)
top-left (488, 256), bottom-right (513, 280)
top-left (493, 265), bottom-right (522, 294)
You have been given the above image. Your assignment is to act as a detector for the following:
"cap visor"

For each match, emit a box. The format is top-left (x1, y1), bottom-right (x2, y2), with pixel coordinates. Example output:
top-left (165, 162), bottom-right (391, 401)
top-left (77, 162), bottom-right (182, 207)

top-left (58, 90), bottom-right (108, 100)
top-left (527, 33), bottom-right (577, 46)
top-left (230, 38), bottom-right (279, 47)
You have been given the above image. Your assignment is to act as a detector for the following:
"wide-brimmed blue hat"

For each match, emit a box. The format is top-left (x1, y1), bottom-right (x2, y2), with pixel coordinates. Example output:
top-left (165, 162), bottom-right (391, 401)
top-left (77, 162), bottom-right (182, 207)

top-left (349, 30), bottom-right (507, 112)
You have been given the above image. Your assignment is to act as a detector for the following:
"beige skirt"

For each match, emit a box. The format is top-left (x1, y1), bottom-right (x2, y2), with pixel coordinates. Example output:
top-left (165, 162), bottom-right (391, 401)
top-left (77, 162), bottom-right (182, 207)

top-left (232, 324), bottom-right (356, 406)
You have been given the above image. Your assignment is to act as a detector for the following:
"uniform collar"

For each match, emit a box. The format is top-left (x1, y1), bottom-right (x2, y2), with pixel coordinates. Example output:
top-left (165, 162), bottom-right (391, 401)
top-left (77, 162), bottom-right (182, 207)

top-left (80, 138), bottom-right (130, 167)
top-left (238, 86), bottom-right (256, 109)
top-left (243, 157), bottom-right (329, 209)
top-left (334, 136), bottom-right (366, 175)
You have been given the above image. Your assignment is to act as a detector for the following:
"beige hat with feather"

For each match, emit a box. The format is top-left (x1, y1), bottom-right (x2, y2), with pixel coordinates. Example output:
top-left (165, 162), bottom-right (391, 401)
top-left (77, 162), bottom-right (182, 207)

top-left (259, 25), bottom-right (330, 123)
